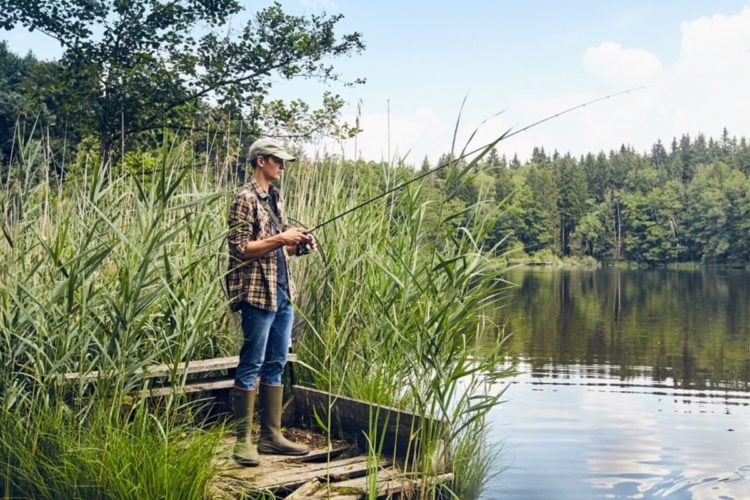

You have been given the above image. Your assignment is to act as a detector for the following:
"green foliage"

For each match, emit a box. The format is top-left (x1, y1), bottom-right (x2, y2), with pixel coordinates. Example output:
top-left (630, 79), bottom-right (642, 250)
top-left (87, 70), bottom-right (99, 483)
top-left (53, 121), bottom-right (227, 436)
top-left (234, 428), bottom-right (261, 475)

top-left (0, 1), bottom-right (364, 159)
top-left (621, 180), bottom-right (685, 264)
top-left (557, 155), bottom-right (588, 254)
top-left (278, 155), bottom-right (512, 498)
top-left (480, 130), bottom-right (750, 266)
top-left (0, 403), bottom-right (222, 499)
top-left (569, 201), bottom-right (613, 258)
top-left (685, 163), bottom-right (750, 264)
top-left (0, 139), bottom-right (234, 414)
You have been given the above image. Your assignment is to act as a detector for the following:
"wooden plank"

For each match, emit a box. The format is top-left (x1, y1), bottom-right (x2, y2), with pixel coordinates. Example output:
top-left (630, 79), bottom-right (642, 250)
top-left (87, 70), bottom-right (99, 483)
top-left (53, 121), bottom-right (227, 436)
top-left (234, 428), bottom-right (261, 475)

top-left (64, 353), bottom-right (298, 383)
top-left (63, 356), bottom-right (238, 383)
top-left (329, 469), bottom-right (454, 498)
top-left (323, 466), bottom-right (396, 497)
top-left (214, 445), bottom-right (342, 472)
top-left (290, 385), bottom-right (450, 461)
top-left (253, 456), bottom-right (390, 490)
top-left (286, 444), bottom-right (353, 463)
top-left (141, 377), bottom-right (234, 397)
top-left (285, 478), bottom-right (322, 498)
top-left (214, 457), bottom-right (387, 498)
top-left (210, 431), bottom-right (452, 499)
top-left (221, 455), bottom-right (369, 479)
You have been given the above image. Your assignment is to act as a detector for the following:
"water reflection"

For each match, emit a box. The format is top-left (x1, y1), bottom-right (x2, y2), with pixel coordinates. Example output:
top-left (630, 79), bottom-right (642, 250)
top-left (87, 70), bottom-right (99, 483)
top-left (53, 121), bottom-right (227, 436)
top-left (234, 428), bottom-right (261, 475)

top-left (500, 268), bottom-right (750, 390)
top-left (484, 269), bottom-right (750, 499)
top-left (486, 362), bottom-right (750, 499)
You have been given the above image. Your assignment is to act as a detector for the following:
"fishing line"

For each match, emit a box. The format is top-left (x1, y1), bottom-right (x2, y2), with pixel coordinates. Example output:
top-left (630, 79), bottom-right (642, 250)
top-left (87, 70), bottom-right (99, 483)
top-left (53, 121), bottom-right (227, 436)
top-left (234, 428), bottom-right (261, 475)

top-left (306, 86), bottom-right (644, 233)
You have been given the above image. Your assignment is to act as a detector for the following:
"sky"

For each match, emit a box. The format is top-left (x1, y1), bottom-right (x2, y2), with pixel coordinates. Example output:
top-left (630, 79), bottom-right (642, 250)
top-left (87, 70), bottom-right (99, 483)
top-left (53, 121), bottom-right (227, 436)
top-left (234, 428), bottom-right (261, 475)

top-left (3, 1), bottom-right (750, 165)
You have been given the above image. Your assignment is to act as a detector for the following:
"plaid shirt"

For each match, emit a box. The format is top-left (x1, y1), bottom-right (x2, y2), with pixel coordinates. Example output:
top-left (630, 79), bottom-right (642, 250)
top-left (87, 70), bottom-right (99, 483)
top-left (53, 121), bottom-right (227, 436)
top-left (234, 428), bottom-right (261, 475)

top-left (226, 178), bottom-right (296, 312)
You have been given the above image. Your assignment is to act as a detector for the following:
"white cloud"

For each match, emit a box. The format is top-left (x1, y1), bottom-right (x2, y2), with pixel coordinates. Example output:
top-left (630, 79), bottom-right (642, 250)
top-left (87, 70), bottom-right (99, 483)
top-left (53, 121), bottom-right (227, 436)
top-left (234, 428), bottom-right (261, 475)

top-left (509, 6), bottom-right (750, 161)
top-left (582, 41), bottom-right (663, 86)
top-left (679, 7), bottom-right (750, 62)
top-left (667, 7), bottom-right (750, 132)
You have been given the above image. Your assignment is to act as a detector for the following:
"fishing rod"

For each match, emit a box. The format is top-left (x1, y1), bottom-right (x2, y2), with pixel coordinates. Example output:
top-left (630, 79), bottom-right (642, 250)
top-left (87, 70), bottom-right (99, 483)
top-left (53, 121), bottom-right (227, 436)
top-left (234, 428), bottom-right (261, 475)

top-left (305, 86), bottom-right (643, 235)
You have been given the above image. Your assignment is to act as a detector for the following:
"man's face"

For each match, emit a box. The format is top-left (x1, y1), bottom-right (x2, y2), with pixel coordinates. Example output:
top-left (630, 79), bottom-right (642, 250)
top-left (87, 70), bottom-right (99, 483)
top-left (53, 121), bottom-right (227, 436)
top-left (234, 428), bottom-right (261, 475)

top-left (258, 155), bottom-right (285, 181)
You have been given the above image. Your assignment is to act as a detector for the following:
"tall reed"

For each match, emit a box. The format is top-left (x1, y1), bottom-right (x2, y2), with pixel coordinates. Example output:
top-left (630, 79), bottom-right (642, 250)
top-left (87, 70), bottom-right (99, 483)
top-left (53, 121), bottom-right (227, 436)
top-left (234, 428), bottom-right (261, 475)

top-left (283, 156), bottom-right (513, 497)
top-left (1, 128), bottom-right (513, 498)
top-left (0, 402), bottom-right (222, 499)
top-left (1, 134), bottom-right (236, 497)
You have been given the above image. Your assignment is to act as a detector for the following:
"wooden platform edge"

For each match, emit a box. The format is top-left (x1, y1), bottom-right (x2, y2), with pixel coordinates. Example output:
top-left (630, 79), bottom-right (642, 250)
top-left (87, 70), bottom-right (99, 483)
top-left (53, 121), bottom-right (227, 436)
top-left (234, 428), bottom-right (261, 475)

top-left (64, 353), bottom-right (298, 383)
top-left (290, 384), bottom-right (451, 468)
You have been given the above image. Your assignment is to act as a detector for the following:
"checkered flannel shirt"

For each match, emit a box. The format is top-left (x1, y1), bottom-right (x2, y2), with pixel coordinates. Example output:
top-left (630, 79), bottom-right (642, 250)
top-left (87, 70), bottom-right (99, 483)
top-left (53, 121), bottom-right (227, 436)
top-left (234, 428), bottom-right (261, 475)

top-left (226, 178), bottom-right (296, 312)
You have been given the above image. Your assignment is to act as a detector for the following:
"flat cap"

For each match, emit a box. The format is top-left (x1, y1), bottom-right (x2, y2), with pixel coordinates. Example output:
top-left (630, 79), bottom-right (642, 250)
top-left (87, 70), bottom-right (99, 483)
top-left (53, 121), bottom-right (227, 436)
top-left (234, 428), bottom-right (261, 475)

top-left (248, 138), bottom-right (296, 162)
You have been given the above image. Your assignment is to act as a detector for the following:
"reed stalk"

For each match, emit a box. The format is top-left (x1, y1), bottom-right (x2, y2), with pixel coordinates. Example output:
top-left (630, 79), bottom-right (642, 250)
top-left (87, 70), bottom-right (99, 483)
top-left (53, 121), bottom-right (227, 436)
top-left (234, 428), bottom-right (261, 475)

top-left (1, 126), bottom-right (512, 498)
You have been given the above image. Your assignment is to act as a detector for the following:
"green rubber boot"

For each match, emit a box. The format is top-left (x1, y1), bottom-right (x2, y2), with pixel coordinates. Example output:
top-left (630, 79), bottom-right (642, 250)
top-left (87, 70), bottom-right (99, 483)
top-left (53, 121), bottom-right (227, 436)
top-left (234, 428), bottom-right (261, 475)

top-left (257, 383), bottom-right (309, 456)
top-left (232, 387), bottom-right (261, 466)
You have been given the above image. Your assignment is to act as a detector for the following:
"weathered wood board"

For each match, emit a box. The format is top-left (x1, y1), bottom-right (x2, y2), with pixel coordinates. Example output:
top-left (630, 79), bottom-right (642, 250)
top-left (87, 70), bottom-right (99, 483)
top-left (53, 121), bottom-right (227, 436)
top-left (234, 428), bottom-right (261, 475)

top-left (209, 435), bottom-right (453, 499)
top-left (289, 385), bottom-right (450, 462)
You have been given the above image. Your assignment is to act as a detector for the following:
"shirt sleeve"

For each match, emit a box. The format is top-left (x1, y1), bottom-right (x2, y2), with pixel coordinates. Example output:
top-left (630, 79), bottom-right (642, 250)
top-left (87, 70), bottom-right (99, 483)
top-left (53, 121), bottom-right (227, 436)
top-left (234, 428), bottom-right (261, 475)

top-left (276, 188), bottom-right (289, 231)
top-left (227, 191), bottom-right (255, 259)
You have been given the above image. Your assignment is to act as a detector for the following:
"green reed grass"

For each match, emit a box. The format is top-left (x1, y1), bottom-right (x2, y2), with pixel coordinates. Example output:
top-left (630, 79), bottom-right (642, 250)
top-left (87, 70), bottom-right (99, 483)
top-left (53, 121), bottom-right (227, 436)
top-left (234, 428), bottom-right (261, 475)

top-left (1, 127), bottom-right (513, 498)
top-left (0, 403), bottom-right (222, 499)
top-left (2, 134), bottom-right (236, 497)
top-left (282, 155), bottom-right (513, 498)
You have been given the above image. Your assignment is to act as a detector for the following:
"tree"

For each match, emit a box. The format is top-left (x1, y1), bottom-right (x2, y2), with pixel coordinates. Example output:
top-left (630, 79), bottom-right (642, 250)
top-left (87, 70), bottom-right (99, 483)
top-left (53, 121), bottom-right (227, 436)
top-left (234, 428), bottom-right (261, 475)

top-left (518, 163), bottom-right (559, 254)
top-left (485, 147), bottom-right (503, 169)
top-left (686, 162), bottom-right (749, 263)
top-left (582, 151), bottom-right (610, 201)
top-left (621, 181), bottom-right (684, 264)
top-left (650, 140), bottom-right (667, 170)
top-left (568, 202), bottom-right (612, 259)
top-left (556, 155), bottom-right (588, 254)
top-left (0, 42), bottom-right (66, 171)
top-left (0, 1), bottom-right (365, 160)
top-left (420, 155), bottom-right (431, 173)
top-left (0, 41), bottom-right (30, 162)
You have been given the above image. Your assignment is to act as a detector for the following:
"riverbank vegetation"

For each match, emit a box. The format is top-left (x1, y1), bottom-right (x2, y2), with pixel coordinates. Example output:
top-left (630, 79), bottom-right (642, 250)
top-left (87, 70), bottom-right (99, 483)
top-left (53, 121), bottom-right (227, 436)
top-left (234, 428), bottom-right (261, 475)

top-left (0, 124), bottom-right (511, 497)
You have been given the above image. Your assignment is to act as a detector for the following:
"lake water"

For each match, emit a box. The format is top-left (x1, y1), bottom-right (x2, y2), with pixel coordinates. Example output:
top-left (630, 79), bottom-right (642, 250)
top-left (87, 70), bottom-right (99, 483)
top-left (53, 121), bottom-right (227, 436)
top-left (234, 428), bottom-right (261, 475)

top-left (482, 268), bottom-right (750, 499)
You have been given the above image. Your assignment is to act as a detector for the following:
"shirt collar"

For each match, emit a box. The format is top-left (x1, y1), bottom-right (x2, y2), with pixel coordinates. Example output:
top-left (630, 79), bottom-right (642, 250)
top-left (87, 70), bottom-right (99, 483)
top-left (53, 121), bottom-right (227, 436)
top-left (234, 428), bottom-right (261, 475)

top-left (249, 178), bottom-right (279, 200)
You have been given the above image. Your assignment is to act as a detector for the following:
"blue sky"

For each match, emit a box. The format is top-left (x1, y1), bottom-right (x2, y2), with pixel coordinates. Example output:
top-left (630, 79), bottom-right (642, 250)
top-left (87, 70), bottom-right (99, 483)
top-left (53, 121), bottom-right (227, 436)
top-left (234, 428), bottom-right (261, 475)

top-left (3, 1), bottom-right (750, 164)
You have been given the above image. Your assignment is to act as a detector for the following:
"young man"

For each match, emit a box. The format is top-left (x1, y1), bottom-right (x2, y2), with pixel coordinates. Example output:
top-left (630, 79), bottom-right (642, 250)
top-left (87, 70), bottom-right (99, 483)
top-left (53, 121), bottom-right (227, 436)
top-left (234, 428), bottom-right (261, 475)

top-left (226, 138), bottom-right (315, 466)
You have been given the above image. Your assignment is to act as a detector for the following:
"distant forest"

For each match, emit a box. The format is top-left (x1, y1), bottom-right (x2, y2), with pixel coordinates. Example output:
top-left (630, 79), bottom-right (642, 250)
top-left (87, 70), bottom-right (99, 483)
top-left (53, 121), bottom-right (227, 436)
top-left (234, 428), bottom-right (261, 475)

top-left (2, 41), bottom-right (749, 266)
top-left (441, 130), bottom-right (750, 266)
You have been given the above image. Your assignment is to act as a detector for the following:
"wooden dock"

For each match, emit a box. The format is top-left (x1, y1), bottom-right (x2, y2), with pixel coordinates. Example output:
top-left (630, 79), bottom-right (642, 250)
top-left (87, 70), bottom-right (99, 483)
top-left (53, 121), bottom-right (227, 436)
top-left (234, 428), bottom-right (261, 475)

top-left (66, 356), bottom-right (454, 498)
top-left (209, 438), bottom-right (452, 499)
top-left (207, 383), bottom-right (454, 499)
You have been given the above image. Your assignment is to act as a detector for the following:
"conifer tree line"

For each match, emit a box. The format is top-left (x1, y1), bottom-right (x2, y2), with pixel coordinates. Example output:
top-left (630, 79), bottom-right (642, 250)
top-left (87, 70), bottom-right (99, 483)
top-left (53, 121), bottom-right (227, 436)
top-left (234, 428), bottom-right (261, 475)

top-left (457, 131), bottom-right (750, 266)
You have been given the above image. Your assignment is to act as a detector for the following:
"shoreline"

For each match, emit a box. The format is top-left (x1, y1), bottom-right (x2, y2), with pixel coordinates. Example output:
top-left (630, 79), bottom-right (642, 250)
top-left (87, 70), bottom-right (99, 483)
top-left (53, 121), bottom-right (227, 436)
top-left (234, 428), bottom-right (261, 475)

top-left (504, 257), bottom-right (749, 271)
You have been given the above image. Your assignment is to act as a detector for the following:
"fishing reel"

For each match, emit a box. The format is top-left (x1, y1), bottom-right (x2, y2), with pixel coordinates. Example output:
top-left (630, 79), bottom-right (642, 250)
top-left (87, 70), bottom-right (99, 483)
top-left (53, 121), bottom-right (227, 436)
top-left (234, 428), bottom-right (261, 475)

top-left (296, 241), bottom-right (314, 256)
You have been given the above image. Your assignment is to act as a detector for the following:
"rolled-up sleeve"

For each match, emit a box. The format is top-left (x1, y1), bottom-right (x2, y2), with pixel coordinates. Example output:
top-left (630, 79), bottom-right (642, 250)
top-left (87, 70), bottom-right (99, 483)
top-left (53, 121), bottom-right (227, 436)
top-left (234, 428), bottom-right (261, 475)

top-left (228, 192), bottom-right (254, 260)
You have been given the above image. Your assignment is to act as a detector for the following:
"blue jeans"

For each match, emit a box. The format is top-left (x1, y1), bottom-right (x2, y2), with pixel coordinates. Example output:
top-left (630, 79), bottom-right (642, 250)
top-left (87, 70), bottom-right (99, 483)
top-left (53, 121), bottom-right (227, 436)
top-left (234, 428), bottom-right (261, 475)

top-left (234, 289), bottom-right (293, 390)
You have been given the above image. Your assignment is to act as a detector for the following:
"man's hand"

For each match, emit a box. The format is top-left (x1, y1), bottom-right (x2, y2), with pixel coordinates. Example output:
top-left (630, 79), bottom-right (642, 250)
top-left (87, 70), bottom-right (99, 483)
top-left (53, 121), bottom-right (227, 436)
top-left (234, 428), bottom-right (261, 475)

top-left (241, 228), bottom-right (312, 260)
top-left (277, 227), bottom-right (313, 246)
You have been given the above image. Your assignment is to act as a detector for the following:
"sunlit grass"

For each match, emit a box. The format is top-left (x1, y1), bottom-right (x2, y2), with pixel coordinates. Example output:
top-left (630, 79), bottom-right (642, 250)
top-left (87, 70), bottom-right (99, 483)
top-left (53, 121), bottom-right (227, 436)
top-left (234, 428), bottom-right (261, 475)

top-left (0, 402), bottom-right (222, 499)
